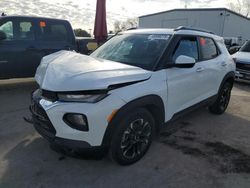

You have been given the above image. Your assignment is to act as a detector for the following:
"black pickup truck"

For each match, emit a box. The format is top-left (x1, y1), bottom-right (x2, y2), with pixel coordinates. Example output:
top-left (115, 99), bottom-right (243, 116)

top-left (0, 16), bottom-right (97, 79)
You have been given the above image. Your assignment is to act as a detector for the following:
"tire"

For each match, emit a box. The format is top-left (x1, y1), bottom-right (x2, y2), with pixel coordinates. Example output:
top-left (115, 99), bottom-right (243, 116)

top-left (109, 108), bottom-right (155, 165)
top-left (209, 82), bottom-right (232, 115)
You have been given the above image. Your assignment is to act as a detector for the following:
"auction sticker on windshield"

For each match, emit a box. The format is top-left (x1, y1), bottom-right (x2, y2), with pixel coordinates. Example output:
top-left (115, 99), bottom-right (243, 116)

top-left (148, 35), bottom-right (170, 40)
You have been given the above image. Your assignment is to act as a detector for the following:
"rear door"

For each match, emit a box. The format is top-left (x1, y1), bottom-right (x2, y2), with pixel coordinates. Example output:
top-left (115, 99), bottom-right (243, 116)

top-left (197, 36), bottom-right (223, 97)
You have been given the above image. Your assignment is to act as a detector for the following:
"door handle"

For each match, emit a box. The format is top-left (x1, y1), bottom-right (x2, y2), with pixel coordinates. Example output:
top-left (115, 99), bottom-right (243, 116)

top-left (221, 62), bottom-right (227, 66)
top-left (196, 67), bottom-right (204, 72)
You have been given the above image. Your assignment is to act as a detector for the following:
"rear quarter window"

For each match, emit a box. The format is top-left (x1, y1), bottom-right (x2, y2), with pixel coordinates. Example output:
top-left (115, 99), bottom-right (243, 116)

top-left (199, 37), bottom-right (220, 60)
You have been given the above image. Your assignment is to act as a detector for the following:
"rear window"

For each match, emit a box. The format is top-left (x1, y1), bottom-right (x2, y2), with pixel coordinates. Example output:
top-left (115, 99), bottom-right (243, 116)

top-left (199, 37), bottom-right (219, 60)
top-left (240, 41), bottom-right (250, 52)
top-left (38, 21), bottom-right (68, 42)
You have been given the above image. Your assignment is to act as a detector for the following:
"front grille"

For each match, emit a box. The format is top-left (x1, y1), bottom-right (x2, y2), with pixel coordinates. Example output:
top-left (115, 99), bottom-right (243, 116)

top-left (236, 62), bottom-right (250, 72)
top-left (41, 90), bottom-right (58, 102)
top-left (30, 99), bottom-right (56, 135)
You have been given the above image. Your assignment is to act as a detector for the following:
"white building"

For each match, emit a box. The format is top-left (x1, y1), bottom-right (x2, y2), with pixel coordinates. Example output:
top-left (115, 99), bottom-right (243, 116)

top-left (139, 8), bottom-right (250, 44)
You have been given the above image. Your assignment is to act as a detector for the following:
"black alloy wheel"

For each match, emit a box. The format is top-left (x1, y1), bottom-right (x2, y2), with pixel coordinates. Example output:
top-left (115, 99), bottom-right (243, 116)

top-left (110, 108), bottom-right (155, 165)
top-left (218, 83), bottom-right (231, 112)
top-left (120, 118), bottom-right (152, 160)
top-left (209, 82), bottom-right (232, 114)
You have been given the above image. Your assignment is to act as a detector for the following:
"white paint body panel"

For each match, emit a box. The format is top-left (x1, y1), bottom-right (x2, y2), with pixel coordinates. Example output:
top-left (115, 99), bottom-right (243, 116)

top-left (39, 95), bottom-right (126, 146)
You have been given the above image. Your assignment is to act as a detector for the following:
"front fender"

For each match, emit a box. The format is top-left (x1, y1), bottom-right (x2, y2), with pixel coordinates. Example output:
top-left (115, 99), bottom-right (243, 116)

top-left (101, 95), bottom-right (165, 147)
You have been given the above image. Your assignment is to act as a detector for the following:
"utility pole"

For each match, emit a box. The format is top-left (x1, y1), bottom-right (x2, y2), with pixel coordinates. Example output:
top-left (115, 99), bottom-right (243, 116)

top-left (184, 0), bottom-right (188, 8)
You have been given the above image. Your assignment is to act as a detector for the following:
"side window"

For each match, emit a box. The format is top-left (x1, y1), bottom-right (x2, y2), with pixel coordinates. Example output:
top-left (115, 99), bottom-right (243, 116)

top-left (17, 21), bottom-right (35, 40)
top-left (172, 37), bottom-right (198, 62)
top-left (0, 21), bottom-right (13, 40)
top-left (199, 37), bottom-right (219, 60)
top-left (38, 21), bottom-right (68, 42)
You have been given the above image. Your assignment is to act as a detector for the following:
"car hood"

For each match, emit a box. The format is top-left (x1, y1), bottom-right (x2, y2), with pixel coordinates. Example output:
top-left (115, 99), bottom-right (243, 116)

top-left (233, 52), bottom-right (250, 63)
top-left (35, 50), bottom-right (152, 91)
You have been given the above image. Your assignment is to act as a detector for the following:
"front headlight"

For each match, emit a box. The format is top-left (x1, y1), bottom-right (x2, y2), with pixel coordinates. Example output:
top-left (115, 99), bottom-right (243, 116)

top-left (57, 93), bottom-right (108, 103)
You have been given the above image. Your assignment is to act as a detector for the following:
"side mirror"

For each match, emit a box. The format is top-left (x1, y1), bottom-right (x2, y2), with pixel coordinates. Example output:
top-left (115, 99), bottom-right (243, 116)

top-left (0, 31), bottom-right (6, 41)
top-left (175, 55), bottom-right (196, 67)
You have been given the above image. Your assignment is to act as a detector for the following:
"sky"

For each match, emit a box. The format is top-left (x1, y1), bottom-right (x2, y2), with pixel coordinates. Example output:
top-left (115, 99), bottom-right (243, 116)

top-left (0, 0), bottom-right (229, 32)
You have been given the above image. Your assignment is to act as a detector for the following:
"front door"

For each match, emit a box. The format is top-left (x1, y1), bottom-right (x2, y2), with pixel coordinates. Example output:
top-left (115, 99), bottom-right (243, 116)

top-left (0, 19), bottom-right (15, 78)
top-left (0, 18), bottom-right (39, 79)
top-left (165, 36), bottom-right (204, 119)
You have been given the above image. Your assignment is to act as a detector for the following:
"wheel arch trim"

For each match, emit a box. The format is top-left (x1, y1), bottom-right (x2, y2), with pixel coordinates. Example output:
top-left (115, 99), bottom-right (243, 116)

top-left (101, 94), bottom-right (165, 147)
top-left (218, 71), bottom-right (235, 92)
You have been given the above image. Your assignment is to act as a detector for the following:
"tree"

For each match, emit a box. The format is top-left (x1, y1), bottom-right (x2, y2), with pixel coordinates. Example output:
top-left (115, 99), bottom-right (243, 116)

top-left (228, 0), bottom-right (250, 17)
top-left (113, 18), bottom-right (138, 33)
top-left (74, 29), bottom-right (91, 37)
top-left (114, 20), bottom-right (122, 33)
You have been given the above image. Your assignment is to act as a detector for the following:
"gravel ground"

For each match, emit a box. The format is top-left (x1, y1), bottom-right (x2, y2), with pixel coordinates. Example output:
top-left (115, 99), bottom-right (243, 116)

top-left (0, 78), bottom-right (250, 188)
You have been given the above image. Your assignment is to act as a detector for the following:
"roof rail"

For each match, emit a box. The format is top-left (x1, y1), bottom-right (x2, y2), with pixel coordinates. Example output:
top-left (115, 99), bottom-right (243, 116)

top-left (174, 26), bottom-right (214, 34)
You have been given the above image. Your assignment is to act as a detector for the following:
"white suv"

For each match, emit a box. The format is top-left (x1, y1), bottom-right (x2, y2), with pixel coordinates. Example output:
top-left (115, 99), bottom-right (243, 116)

top-left (30, 27), bottom-right (235, 165)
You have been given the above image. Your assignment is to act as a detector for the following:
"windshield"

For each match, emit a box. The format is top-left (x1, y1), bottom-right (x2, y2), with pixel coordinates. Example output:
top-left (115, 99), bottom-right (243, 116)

top-left (90, 33), bottom-right (171, 70)
top-left (240, 41), bottom-right (250, 52)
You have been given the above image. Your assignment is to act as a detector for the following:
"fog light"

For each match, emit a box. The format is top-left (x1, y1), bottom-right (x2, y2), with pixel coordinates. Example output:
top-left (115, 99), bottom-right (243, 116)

top-left (63, 113), bottom-right (89, 131)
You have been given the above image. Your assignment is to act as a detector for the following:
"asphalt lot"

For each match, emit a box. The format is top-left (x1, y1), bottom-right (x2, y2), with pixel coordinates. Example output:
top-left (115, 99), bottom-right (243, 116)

top-left (0, 78), bottom-right (250, 188)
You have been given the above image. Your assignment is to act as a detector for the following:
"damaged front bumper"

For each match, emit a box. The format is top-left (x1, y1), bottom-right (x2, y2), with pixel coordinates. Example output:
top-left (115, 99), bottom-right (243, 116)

top-left (29, 97), bottom-right (92, 150)
top-left (26, 88), bottom-right (126, 153)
